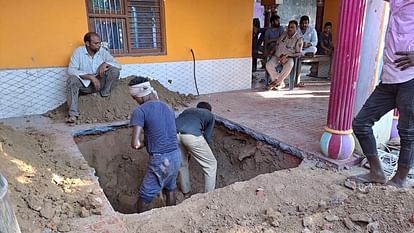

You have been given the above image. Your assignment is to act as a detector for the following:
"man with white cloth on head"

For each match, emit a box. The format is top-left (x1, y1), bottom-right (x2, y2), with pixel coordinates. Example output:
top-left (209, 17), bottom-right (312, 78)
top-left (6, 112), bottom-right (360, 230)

top-left (128, 76), bottom-right (181, 213)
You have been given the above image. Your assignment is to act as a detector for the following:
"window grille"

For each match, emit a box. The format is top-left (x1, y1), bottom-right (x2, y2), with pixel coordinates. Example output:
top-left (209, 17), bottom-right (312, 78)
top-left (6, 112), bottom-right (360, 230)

top-left (86, 0), bottom-right (166, 56)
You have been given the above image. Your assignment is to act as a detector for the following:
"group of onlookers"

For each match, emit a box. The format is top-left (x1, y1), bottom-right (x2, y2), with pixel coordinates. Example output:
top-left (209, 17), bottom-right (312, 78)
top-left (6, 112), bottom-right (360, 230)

top-left (252, 15), bottom-right (334, 90)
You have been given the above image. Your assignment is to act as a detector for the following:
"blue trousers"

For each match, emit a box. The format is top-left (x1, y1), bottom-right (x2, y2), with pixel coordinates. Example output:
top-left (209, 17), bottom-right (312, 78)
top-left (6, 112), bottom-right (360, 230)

top-left (139, 149), bottom-right (181, 204)
top-left (353, 78), bottom-right (414, 169)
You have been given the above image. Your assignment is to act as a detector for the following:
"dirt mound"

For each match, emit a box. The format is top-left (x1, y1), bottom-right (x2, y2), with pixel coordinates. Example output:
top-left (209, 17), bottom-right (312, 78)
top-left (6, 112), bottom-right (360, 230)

top-left (0, 124), bottom-right (101, 232)
top-left (120, 167), bottom-right (414, 233)
top-left (45, 77), bottom-right (196, 124)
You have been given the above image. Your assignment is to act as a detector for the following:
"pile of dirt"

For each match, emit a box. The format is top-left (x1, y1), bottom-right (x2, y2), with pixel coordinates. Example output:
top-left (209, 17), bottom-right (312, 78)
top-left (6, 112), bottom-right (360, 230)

top-left (120, 167), bottom-right (414, 233)
top-left (0, 124), bottom-right (102, 232)
top-left (45, 77), bottom-right (195, 124)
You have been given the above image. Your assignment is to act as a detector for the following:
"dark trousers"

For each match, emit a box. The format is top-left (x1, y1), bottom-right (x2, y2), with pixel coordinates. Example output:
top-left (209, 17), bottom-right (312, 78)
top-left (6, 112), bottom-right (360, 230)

top-left (353, 78), bottom-right (414, 169)
top-left (66, 66), bottom-right (120, 117)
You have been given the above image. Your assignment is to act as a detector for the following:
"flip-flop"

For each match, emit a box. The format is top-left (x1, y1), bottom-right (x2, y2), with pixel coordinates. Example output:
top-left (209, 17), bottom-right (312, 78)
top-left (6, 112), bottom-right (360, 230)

top-left (295, 82), bottom-right (305, 87)
top-left (267, 82), bottom-right (280, 91)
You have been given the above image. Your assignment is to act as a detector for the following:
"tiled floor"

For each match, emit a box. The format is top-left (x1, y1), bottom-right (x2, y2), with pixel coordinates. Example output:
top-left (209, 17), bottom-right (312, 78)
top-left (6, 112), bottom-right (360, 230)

top-left (195, 69), bottom-right (360, 167)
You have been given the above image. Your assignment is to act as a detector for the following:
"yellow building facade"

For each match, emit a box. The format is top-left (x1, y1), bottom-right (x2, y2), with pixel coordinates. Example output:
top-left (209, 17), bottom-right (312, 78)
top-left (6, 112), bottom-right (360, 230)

top-left (0, 0), bottom-right (253, 118)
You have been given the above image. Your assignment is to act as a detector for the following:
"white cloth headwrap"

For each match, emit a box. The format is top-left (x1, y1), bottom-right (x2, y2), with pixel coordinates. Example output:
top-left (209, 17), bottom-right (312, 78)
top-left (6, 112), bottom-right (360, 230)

top-left (129, 81), bottom-right (155, 97)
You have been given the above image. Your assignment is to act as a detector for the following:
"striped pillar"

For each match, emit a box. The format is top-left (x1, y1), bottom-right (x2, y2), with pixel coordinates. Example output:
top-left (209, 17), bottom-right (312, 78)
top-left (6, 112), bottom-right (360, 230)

top-left (320, 0), bottom-right (367, 160)
top-left (390, 109), bottom-right (399, 139)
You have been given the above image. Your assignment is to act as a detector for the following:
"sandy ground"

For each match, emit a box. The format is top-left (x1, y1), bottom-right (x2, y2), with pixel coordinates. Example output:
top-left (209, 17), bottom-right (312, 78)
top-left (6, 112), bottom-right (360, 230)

top-left (1, 122), bottom-right (414, 233)
top-left (0, 79), bottom-right (413, 232)
top-left (120, 165), bottom-right (414, 233)
top-left (0, 124), bottom-right (102, 232)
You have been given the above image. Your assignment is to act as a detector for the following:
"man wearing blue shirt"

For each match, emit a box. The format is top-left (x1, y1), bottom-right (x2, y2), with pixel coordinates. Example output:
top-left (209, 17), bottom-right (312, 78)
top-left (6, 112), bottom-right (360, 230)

top-left (128, 76), bottom-right (180, 212)
top-left (176, 102), bottom-right (216, 197)
top-left (66, 32), bottom-right (121, 123)
top-left (264, 15), bottom-right (285, 56)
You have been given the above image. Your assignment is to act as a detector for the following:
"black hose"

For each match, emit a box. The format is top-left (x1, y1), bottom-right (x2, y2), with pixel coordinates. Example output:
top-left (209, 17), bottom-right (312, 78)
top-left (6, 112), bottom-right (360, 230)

top-left (190, 49), bottom-right (200, 95)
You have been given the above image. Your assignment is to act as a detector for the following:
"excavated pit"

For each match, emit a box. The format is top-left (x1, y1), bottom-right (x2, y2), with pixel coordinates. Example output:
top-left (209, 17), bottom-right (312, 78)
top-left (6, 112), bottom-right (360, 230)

top-left (74, 123), bottom-right (302, 214)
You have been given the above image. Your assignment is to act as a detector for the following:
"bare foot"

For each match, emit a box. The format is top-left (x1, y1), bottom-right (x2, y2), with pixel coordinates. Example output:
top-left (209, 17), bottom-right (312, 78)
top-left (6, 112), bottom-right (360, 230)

top-left (348, 172), bottom-right (387, 184)
top-left (386, 177), bottom-right (406, 188)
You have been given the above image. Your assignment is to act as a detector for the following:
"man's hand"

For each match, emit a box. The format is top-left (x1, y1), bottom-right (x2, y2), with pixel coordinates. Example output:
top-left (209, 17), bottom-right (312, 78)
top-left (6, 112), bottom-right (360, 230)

top-left (89, 75), bottom-right (101, 91)
top-left (395, 51), bottom-right (414, 71)
top-left (80, 74), bottom-right (101, 90)
top-left (303, 42), bottom-right (311, 48)
top-left (97, 63), bottom-right (109, 77)
top-left (279, 54), bottom-right (288, 64)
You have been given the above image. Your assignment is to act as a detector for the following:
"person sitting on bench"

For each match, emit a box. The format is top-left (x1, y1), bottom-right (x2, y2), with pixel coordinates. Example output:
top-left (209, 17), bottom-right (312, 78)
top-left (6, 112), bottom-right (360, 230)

top-left (298, 15), bottom-right (318, 56)
top-left (264, 15), bottom-right (285, 56)
top-left (266, 20), bottom-right (303, 91)
top-left (317, 22), bottom-right (334, 56)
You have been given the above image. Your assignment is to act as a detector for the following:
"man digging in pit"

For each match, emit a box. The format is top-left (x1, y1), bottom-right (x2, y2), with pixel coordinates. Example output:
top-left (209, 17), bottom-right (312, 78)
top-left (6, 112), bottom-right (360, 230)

top-left (128, 76), bottom-right (181, 212)
top-left (66, 32), bottom-right (121, 123)
top-left (176, 102), bottom-right (217, 198)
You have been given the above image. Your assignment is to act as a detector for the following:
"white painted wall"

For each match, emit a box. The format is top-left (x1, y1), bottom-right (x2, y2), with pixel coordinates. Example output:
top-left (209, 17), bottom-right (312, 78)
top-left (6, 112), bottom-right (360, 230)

top-left (0, 58), bottom-right (252, 119)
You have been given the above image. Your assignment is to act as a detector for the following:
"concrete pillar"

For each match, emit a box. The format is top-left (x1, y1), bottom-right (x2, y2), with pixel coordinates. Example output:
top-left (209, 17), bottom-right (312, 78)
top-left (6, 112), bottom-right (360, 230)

top-left (320, 0), bottom-right (367, 160)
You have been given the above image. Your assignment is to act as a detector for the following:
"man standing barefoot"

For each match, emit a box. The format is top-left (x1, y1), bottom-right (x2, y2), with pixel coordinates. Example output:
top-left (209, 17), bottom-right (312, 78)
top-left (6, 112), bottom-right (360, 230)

top-left (352, 0), bottom-right (414, 188)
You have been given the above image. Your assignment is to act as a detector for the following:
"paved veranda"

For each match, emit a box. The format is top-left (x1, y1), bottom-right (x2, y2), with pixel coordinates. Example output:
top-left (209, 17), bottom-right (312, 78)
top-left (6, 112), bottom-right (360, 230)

top-left (195, 71), bottom-right (361, 167)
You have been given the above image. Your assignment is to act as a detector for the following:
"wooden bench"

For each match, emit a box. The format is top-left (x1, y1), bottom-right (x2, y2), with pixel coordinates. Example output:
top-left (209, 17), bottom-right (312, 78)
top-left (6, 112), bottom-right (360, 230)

top-left (283, 54), bottom-right (331, 90)
top-left (296, 54), bottom-right (331, 80)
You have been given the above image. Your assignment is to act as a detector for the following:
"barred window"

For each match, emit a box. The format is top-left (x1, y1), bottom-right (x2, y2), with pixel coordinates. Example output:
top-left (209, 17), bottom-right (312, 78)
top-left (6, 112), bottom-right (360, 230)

top-left (86, 0), bottom-right (166, 56)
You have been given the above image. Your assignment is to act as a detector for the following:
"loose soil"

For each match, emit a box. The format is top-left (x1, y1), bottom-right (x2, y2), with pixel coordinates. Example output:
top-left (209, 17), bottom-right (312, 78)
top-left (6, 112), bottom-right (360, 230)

top-left (74, 124), bottom-right (301, 214)
top-left (0, 123), bottom-right (102, 232)
top-left (45, 77), bottom-right (195, 124)
top-left (120, 166), bottom-right (414, 233)
top-left (1, 123), bottom-right (413, 233)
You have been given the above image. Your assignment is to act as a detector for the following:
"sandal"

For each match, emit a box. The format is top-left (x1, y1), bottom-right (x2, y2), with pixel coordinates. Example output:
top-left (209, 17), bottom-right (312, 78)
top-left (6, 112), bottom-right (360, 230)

top-left (267, 81), bottom-right (286, 91)
top-left (295, 82), bottom-right (305, 87)
top-left (267, 82), bottom-right (280, 91)
top-left (267, 81), bottom-right (280, 91)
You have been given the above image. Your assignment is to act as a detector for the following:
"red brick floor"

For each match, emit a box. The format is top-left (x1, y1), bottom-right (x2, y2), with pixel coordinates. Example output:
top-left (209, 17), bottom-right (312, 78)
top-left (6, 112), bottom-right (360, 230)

top-left (196, 77), bottom-right (360, 168)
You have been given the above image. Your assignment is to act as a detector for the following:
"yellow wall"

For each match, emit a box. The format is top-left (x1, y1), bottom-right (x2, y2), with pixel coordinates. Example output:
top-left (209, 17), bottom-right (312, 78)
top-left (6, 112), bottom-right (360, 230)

top-left (323, 0), bottom-right (340, 45)
top-left (0, 0), bottom-right (253, 69)
top-left (0, 0), bottom-right (88, 68)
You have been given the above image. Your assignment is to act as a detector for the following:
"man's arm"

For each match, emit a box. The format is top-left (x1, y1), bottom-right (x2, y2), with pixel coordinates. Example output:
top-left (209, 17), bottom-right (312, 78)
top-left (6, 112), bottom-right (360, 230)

top-left (203, 115), bottom-right (215, 144)
top-left (102, 49), bottom-right (122, 70)
top-left (67, 49), bottom-right (89, 77)
top-left (131, 125), bottom-right (144, 149)
top-left (310, 28), bottom-right (318, 47)
top-left (97, 49), bottom-right (122, 77)
top-left (287, 37), bottom-right (304, 58)
top-left (319, 33), bottom-right (332, 55)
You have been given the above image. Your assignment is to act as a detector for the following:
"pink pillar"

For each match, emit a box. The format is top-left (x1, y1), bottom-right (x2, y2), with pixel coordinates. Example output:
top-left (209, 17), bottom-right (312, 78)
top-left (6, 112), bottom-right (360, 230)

top-left (320, 0), bottom-right (367, 160)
